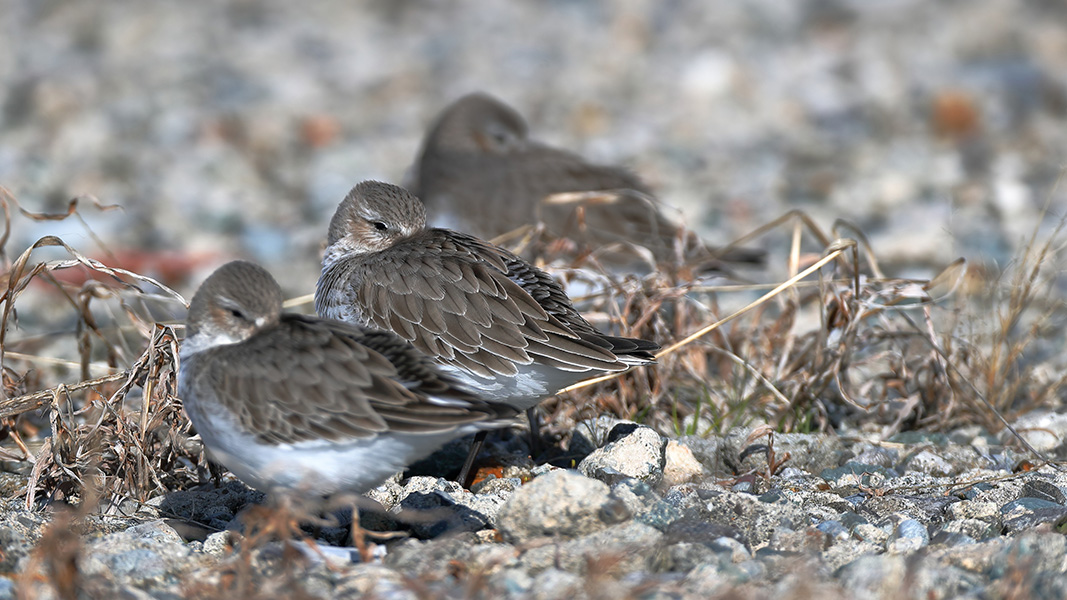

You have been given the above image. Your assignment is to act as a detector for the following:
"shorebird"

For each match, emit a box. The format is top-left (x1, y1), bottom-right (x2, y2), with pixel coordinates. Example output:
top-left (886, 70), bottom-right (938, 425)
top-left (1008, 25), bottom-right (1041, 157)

top-left (408, 92), bottom-right (764, 272)
top-left (178, 260), bottom-right (516, 496)
top-left (315, 181), bottom-right (659, 482)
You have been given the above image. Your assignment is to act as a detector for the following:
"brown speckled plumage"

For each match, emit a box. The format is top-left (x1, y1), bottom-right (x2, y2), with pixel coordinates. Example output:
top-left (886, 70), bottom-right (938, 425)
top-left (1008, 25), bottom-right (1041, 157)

top-left (315, 181), bottom-right (658, 409)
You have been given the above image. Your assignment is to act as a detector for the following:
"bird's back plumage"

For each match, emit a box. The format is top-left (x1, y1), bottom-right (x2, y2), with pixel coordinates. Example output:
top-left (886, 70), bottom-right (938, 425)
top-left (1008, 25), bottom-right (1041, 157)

top-left (315, 181), bottom-right (659, 409)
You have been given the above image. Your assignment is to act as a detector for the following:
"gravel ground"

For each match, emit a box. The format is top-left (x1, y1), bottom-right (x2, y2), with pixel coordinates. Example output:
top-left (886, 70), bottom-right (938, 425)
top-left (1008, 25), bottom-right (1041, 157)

top-left (6, 420), bottom-right (1067, 598)
top-left (3, 1), bottom-right (1067, 598)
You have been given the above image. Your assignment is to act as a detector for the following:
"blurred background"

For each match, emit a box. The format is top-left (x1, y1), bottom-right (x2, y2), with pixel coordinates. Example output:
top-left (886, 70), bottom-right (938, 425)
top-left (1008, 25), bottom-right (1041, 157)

top-left (2, 0), bottom-right (1065, 299)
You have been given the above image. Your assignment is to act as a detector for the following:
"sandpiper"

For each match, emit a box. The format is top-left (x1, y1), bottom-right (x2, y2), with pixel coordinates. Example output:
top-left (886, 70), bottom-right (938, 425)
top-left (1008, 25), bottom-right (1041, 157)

top-left (178, 260), bottom-right (516, 495)
top-left (315, 181), bottom-right (659, 479)
top-left (408, 92), bottom-right (764, 271)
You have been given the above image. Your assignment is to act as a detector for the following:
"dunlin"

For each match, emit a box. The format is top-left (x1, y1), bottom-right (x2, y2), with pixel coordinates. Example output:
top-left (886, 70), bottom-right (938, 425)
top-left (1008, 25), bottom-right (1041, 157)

top-left (178, 260), bottom-right (516, 495)
top-left (315, 181), bottom-right (659, 479)
top-left (409, 92), bottom-right (763, 271)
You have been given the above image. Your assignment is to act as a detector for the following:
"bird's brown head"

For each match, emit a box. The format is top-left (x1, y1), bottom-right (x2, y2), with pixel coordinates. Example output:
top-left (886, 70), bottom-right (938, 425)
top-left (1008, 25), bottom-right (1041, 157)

top-left (422, 92), bottom-right (528, 156)
top-left (185, 260), bottom-right (283, 350)
top-left (323, 181), bottom-right (428, 264)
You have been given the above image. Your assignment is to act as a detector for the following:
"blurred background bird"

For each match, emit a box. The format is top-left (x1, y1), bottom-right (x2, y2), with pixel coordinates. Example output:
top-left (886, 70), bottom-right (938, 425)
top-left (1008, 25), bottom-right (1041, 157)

top-left (408, 93), bottom-right (765, 277)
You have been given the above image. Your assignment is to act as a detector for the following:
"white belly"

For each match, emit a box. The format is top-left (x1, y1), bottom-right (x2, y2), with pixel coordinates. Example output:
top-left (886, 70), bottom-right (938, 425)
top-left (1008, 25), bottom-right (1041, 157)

top-left (438, 362), bottom-right (592, 412)
top-left (182, 388), bottom-right (477, 495)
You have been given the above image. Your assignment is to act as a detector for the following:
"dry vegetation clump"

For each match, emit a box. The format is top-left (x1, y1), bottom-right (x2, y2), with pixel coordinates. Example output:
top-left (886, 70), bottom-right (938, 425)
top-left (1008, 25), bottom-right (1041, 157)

top-left (948, 216), bottom-right (1067, 430)
top-left (0, 189), bottom-right (204, 511)
top-left (524, 204), bottom-right (1067, 458)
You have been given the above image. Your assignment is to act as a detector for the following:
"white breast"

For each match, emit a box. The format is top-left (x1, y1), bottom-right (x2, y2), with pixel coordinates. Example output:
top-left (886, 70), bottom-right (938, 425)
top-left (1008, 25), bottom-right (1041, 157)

top-left (437, 362), bottom-right (595, 412)
top-left (179, 369), bottom-right (486, 495)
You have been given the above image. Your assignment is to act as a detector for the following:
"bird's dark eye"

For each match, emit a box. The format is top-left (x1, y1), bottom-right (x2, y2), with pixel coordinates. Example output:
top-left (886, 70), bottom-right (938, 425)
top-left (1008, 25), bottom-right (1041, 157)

top-left (229, 308), bottom-right (244, 319)
top-left (372, 221), bottom-right (388, 232)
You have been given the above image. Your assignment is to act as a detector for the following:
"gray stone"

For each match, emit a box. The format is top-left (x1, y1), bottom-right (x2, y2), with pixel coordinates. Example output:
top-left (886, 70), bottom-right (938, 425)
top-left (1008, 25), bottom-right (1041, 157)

top-left (937, 445), bottom-right (1010, 472)
top-left (1005, 411), bottom-right (1067, 453)
top-left (383, 534), bottom-right (487, 580)
top-left (684, 560), bottom-right (763, 595)
top-left (157, 482), bottom-right (263, 530)
top-left (677, 436), bottom-right (729, 476)
top-left (841, 556), bottom-right (982, 600)
top-left (0, 526), bottom-right (30, 575)
top-left (80, 520), bottom-right (193, 585)
top-left (115, 585), bottom-right (156, 600)
top-left (945, 499), bottom-right (999, 521)
top-left (662, 484), bottom-right (704, 512)
top-left (707, 535), bottom-right (751, 563)
top-left (776, 467), bottom-right (808, 479)
top-left (930, 531), bottom-right (977, 547)
top-left (730, 477), bottom-right (757, 494)
top-left (863, 496), bottom-right (938, 523)
top-left (202, 530), bottom-right (236, 556)
top-left (1000, 497), bottom-right (1067, 534)
top-left (953, 473), bottom-right (1034, 510)
top-left (1021, 478), bottom-right (1067, 505)
top-left (123, 520), bottom-right (186, 544)
top-left (497, 568), bottom-right (534, 597)
top-left (497, 470), bottom-right (630, 543)
top-left (362, 474), bottom-right (405, 509)
top-left (820, 462), bottom-right (895, 488)
top-left (334, 564), bottom-right (419, 600)
top-left (888, 432), bottom-right (950, 446)
top-left (815, 520), bottom-right (850, 541)
top-left (696, 489), bottom-right (819, 550)
top-left (939, 518), bottom-right (1000, 541)
top-left (947, 425), bottom-right (996, 445)
top-left (853, 523), bottom-right (889, 546)
top-left (754, 489), bottom-right (782, 503)
top-left (836, 554), bottom-right (909, 599)
top-left (663, 514), bottom-right (747, 546)
top-left (1027, 574), bottom-right (1067, 600)
top-left (392, 476), bottom-right (497, 537)
top-left (752, 547), bottom-right (818, 580)
top-left (850, 444), bottom-right (899, 469)
top-left (470, 476), bottom-right (523, 495)
top-left (886, 518), bottom-right (929, 554)
top-left (530, 568), bottom-right (585, 600)
top-left (839, 511), bottom-right (870, 531)
top-left (822, 539), bottom-right (886, 572)
top-left (610, 479), bottom-right (682, 531)
top-left (655, 533), bottom-right (750, 573)
top-left (991, 533), bottom-right (1067, 577)
top-left (768, 526), bottom-right (830, 554)
top-left (466, 542), bottom-right (519, 572)
top-left (517, 521), bottom-right (663, 575)
top-left (904, 450), bottom-right (957, 477)
top-left (577, 423), bottom-right (664, 486)
top-left (658, 541), bottom-right (722, 573)
top-left (528, 463), bottom-right (557, 477)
